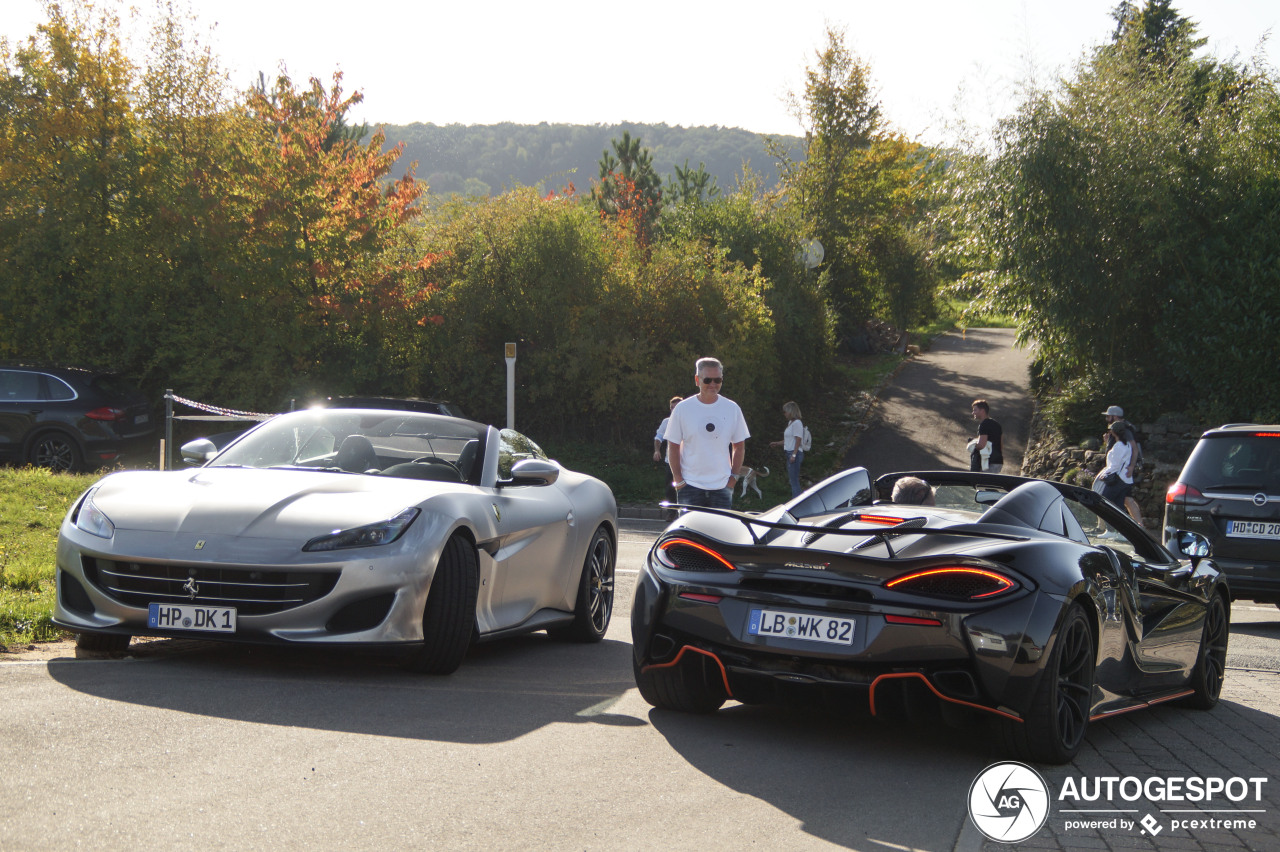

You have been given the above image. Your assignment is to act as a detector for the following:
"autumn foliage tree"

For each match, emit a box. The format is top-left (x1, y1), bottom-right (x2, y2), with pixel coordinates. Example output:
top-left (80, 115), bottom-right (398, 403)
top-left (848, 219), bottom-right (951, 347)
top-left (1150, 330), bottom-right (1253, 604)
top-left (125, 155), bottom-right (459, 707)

top-left (0, 2), bottom-right (431, 408)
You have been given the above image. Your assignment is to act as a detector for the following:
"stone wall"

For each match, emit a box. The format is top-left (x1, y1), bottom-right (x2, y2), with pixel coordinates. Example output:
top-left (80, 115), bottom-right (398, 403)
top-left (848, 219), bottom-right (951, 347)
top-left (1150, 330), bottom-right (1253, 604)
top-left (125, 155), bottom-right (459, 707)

top-left (1019, 408), bottom-right (1208, 530)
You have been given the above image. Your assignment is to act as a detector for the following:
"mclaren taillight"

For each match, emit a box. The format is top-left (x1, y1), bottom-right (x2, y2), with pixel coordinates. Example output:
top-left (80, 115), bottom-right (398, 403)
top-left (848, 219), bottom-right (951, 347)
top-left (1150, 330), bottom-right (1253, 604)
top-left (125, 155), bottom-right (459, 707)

top-left (855, 514), bottom-right (907, 526)
top-left (1166, 482), bottom-right (1209, 505)
top-left (85, 407), bottom-right (126, 422)
top-left (884, 566), bottom-right (1016, 600)
top-left (655, 539), bottom-right (736, 572)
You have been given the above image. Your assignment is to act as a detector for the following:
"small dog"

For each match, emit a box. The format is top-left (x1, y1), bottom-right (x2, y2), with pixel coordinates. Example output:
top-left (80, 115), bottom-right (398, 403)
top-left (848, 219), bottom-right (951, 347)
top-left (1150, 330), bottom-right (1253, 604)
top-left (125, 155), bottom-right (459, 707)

top-left (738, 466), bottom-right (770, 500)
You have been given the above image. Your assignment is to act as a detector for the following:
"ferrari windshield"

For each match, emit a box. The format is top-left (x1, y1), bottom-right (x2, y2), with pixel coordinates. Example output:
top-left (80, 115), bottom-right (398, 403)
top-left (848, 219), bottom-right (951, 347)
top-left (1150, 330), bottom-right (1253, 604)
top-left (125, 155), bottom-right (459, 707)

top-left (210, 410), bottom-right (485, 481)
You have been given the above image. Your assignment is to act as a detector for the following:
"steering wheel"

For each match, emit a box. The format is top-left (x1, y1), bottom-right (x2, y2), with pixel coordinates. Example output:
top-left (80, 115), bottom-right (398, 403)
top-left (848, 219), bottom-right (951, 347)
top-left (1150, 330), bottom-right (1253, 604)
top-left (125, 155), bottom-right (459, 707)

top-left (411, 456), bottom-right (460, 473)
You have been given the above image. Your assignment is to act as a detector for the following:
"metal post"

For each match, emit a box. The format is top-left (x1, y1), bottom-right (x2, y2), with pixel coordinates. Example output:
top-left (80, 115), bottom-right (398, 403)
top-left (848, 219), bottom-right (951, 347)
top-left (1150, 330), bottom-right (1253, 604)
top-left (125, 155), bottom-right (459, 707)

top-left (164, 389), bottom-right (174, 471)
top-left (504, 343), bottom-right (517, 431)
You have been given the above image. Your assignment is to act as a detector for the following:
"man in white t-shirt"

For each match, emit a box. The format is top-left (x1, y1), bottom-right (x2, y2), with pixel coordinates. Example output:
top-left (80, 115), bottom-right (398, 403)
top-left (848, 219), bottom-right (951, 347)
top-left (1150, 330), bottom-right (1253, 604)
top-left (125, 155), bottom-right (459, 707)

top-left (665, 357), bottom-right (750, 510)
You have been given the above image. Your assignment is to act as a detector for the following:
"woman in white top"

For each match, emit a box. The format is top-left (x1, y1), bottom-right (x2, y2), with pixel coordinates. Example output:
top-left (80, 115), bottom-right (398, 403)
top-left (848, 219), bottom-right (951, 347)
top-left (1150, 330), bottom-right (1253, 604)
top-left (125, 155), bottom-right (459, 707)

top-left (769, 401), bottom-right (805, 497)
top-left (1098, 420), bottom-right (1134, 506)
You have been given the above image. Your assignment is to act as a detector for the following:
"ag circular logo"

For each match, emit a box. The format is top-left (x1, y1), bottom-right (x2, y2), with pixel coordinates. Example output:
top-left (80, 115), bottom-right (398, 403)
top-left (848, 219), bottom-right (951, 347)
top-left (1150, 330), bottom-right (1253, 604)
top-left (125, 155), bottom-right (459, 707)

top-left (968, 761), bottom-right (1050, 843)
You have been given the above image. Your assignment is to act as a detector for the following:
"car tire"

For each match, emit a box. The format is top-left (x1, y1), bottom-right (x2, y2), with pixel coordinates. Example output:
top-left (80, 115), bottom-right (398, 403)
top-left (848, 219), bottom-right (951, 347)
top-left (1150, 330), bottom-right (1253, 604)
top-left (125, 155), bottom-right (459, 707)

top-left (75, 631), bottom-right (131, 652)
top-left (28, 431), bottom-right (83, 473)
top-left (548, 526), bottom-right (615, 643)
top-left (1179, 592), bottom-right (1228, 710)
top-left (1000, 603), bottom-right (1095, 764)
top-left (400, 534), bottom-right (478, 675)
top-left (633, 653), bottom-right (727, 714)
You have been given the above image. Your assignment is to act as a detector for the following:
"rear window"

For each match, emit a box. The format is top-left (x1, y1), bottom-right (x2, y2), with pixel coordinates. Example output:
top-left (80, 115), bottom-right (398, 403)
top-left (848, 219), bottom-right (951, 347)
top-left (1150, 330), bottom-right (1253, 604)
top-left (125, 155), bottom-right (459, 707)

top-left (1182, 435), bottom-right (1280, 492)
top-left (88, 374), bottom-right (144, 402)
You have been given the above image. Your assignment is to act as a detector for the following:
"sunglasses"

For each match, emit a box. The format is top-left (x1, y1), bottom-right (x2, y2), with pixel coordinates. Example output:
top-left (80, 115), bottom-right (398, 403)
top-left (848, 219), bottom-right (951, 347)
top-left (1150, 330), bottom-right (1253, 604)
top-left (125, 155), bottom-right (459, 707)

top-left (701, 377), bottom-right (723, 385)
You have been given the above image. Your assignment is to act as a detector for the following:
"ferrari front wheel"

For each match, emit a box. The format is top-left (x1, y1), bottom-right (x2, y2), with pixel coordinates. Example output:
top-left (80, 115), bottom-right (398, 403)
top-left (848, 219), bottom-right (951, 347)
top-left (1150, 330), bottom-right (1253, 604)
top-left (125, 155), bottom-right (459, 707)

top-left (1001, 603), bottom-right (1095, 764)
top-left (548, 526), bottom-right (615, 643)
top-left (633, 653), bottom-right (727, 714)
top-left (401, 534), bottom-right (478, 675)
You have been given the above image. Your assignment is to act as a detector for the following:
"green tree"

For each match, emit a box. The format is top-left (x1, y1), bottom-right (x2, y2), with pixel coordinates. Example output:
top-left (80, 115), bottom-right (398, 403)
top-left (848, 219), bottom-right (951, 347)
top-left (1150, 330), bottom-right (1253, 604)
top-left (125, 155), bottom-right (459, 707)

top-left (769, 27), bottom-right (936, 348)
top-left (664, 159), bottom-right (719, 207)
top-left (946, 0), bottom-right (1280, 427)
top-left (591, 130), bottom-right (662, 244)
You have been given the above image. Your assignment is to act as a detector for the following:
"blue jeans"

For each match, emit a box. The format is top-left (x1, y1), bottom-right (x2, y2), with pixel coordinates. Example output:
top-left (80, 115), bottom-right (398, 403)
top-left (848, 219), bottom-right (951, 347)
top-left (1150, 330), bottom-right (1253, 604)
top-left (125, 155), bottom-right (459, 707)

top-left (787, 451), bottom-right (804, 496)
top-left (678, 485), bottom-right (733, 511)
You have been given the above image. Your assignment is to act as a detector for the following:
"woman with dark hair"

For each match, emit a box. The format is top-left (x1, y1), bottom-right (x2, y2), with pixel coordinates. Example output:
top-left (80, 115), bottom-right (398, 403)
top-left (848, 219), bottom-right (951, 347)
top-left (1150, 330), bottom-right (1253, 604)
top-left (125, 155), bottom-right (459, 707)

top-left (1098, 420), bottom-right (1134, 507)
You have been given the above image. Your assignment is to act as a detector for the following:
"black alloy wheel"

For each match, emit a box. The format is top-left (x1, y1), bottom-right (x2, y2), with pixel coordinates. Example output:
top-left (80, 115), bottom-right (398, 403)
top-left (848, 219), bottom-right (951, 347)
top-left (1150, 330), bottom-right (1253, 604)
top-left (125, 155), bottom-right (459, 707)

top-left (549, 526), bottom-right (615, 642)
top-left (29, 432), bottom-right (83, 473)
top-left (1181, 593), bottom-right (1229, 710)
top-left (1001, 603), bottom-right (1096, 764)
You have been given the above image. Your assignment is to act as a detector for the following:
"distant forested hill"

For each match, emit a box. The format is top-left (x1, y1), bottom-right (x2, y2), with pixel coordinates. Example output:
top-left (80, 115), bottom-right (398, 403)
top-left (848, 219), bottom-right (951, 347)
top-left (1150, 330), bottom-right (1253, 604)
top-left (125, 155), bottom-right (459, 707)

top-left (377, 122), bottom-right (804, 197)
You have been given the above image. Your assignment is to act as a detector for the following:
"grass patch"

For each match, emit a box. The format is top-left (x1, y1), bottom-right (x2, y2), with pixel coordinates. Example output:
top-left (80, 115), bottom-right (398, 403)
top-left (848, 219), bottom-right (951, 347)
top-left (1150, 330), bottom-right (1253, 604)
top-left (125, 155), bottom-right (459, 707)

top-left (0, 467), bottom-right (98, 647)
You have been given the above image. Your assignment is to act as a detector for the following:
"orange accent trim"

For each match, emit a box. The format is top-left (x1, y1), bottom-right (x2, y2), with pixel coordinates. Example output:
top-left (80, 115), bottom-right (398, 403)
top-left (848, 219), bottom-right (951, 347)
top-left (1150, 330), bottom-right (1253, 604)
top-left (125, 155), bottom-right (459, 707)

top-left (640, 645), bottom-right (734, 698)
top-left (869, 671), bottom-right (1022, 721)
top-left (658, 538), bottom-right (736, 571)
top-left (1089, 690), bottom-right (1194, 720)
top-left (884, 566), bottom-right (1014, 598)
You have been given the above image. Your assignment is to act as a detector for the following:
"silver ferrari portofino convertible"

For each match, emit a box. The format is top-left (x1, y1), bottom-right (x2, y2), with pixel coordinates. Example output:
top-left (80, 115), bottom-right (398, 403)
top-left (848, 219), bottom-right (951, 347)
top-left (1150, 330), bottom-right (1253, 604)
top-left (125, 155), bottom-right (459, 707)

top-left (54, 408), bottom-right (618, 673)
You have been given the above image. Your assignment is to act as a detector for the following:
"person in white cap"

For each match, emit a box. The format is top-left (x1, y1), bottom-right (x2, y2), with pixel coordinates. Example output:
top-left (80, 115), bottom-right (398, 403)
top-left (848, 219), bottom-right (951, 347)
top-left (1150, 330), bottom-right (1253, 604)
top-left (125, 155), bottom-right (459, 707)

top-left (1099, 404), bottom-right (1144, 525)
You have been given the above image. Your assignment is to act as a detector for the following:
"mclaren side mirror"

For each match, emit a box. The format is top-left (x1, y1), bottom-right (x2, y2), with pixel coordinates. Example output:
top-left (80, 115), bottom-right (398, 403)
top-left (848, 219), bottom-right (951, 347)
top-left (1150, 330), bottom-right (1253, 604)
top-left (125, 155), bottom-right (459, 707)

top-left (498, 458), bottom-right (560, 488)
top-left (180, 438), bottom-right (218, 466)
top-left (1176, 530), bottom-right (1212, 559)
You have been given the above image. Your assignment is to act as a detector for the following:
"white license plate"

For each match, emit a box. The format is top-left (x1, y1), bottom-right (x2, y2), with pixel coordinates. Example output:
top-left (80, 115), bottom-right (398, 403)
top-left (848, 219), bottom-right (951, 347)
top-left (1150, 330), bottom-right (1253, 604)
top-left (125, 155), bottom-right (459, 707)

top-left (748, 609), bottom-right (855, 645)
top-left (1226, 520), bottom-right (1280, 540)
top-left (135, 413), bottom-right (149, 424)
top-left (148, 603), bottom-right (237, 633)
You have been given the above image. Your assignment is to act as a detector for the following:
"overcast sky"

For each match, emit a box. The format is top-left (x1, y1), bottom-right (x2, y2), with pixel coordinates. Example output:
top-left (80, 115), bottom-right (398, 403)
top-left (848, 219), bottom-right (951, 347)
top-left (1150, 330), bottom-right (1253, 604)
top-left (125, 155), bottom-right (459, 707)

top-left (4, 1), bottom-right (1277, 144)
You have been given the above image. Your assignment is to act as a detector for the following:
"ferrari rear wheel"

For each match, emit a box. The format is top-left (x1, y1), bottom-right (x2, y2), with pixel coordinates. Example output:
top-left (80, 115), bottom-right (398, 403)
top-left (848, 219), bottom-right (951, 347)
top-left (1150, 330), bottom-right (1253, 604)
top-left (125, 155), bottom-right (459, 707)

top-left (633, 653), bottom-right (727, 714)
top-left (75, 631), bottom-right (131, 652)
top-left (1001, 603), bottom-right (1095, 764)
top-left (1180, 593), bottom-right (1228, 710)
top-left (400, 534), bottom-right (478, 675)
top-left (548, 526), bottom-right (615, 643)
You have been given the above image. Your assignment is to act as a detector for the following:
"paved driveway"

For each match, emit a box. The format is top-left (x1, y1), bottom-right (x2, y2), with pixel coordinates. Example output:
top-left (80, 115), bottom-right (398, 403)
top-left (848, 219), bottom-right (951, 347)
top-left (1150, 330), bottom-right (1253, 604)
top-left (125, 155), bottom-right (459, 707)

top-left (844, 328), bottom-right (1034, 476)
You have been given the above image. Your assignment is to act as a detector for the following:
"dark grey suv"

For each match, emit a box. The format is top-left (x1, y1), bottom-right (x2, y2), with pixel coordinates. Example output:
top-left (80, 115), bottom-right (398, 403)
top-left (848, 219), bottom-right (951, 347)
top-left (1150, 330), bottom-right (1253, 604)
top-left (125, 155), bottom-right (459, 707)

top-left (0, 364), bottom-right (156, 472)
top-left (1164, 425), bottom-right (1280, 603)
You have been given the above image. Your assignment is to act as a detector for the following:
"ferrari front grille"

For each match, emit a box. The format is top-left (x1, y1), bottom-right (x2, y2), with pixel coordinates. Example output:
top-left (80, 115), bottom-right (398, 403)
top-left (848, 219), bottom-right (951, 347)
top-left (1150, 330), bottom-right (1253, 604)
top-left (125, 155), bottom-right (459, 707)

top-left (81, 557), bottom-right (340, 616)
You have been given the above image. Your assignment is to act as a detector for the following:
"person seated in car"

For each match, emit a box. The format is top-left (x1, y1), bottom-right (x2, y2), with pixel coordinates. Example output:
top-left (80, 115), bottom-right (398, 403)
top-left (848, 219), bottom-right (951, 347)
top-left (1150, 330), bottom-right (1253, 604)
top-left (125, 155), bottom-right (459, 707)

top-left (892, 476), bottom-right (936, 506)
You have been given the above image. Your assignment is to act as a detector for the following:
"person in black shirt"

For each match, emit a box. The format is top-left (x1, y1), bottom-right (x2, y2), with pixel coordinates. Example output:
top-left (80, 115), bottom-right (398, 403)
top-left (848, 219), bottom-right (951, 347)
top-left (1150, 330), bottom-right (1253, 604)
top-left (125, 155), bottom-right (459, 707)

top-left (970, 399), bottom-right (1004, 473)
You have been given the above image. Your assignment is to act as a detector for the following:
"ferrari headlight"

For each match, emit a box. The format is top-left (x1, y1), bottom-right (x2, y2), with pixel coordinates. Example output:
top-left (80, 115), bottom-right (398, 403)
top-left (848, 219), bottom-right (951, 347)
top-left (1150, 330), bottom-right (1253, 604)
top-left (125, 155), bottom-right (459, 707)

top-left (74, 487), bottom-right (115, 539)
top-left (302, 508), bottom-right (420, 552)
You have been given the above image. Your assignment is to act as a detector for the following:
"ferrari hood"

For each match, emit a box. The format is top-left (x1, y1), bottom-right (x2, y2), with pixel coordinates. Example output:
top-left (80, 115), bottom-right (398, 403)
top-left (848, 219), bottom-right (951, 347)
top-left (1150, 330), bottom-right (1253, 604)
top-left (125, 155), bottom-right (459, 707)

top-left (87, 468), bottom-right (461, 539)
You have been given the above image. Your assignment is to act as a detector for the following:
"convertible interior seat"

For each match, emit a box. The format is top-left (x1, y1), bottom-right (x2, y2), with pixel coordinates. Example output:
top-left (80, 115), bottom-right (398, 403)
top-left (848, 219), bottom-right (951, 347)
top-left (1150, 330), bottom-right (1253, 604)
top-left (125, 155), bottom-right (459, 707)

top-left (334, 434), bottom-right (380, 473)
top-left (380, 462), bottom-right (462, 482)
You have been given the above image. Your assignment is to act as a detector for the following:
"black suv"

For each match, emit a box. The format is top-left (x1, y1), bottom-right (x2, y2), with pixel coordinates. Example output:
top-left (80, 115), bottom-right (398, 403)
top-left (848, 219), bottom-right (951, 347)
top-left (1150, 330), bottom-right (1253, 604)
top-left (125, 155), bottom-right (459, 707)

top-left (1164, 425), bottom-right (1280, 602)
top-left (0, 364), bottom-right (156, 472)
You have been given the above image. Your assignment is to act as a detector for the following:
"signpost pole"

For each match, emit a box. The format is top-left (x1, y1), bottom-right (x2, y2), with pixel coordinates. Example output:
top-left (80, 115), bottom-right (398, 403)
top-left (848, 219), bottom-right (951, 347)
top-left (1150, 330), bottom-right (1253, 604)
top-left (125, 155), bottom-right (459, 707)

top-left (505, 343), bottom-right (516, 430)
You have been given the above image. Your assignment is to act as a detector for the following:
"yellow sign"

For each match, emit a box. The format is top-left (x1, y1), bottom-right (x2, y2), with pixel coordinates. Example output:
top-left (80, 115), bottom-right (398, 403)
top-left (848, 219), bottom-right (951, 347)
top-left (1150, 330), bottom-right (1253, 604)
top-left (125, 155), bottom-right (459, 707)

top-left (505, 342), bottom-right (517, 359)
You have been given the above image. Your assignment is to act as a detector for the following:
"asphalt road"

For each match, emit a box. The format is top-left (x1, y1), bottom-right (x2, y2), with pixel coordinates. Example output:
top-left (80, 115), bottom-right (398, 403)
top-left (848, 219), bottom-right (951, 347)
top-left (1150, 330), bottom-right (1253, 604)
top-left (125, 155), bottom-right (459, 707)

top-left (844, 328), bottom-right (1034, 476)
top-left (3, 520), bottom-right (1280, 852)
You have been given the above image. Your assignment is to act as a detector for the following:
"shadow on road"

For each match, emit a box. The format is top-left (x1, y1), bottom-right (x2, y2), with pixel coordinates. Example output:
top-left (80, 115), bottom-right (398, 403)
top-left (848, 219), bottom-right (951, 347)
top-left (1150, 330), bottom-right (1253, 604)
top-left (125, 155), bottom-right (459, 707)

top-left (647, 705), bottom-right (993, 849)
top-left (46, 634), bottom-right (642, 743)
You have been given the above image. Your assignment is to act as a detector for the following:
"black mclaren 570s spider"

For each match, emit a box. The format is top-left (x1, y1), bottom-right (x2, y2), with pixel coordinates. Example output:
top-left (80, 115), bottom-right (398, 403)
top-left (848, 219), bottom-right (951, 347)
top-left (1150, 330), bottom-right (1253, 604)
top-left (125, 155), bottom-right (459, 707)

top-left (631, 468), bottom-right (1230, 763)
